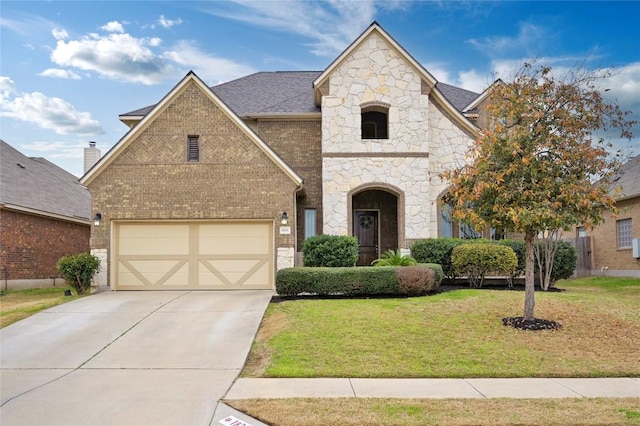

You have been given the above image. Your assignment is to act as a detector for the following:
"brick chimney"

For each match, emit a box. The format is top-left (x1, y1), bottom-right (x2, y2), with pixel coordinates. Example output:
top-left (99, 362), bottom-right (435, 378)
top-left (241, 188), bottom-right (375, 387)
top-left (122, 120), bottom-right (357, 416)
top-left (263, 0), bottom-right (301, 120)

top-left (84, 141), bottom-right (101, 173)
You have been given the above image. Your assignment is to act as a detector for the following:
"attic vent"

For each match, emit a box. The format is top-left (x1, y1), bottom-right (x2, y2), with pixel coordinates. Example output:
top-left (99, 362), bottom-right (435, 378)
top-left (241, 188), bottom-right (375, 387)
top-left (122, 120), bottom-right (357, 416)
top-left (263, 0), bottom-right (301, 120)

top-left (187, 135), bottom-right (199, 162)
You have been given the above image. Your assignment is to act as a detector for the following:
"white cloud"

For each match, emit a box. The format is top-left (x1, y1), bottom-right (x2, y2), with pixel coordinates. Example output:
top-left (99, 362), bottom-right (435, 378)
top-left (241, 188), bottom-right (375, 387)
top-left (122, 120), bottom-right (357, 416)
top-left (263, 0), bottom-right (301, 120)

top-left (422, 62), bottom-right (451, 84)
top-left (50, 32), bottom-right (177, 85)
top-left (163, 40), bottom-right (256, 84)
top-left (0, 78), bottom-right (103, 136)
top-left (38, 68), bottom-right (81, 80)
top-left (456, 69), bottom-right (495, 92)
top-left (0, 76), bottom-right (17, 101)
top-left (20, 141), bottom-right (84, 159)
top-left (202, 0), bottom-right (405, 57)
top-left (100, 21), bottom-right (125, 33)
top-left (468, 22), bottom-right (547, 58)
top-left (52, 28), bottom-right (69, 40)
top-left (158, 15), bottom-right (184, 29)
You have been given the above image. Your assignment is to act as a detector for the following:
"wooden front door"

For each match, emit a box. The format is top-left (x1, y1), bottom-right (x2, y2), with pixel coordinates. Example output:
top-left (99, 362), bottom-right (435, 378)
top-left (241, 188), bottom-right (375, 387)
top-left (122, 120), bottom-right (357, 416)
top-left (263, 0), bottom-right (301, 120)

top-left (354, 211), bottom-right (378, 266)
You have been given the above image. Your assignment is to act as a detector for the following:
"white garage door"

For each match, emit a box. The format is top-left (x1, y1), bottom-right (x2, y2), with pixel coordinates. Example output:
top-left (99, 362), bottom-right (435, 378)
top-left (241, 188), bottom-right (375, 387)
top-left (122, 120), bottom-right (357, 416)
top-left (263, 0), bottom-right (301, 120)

top-left (113, 221), bottom-right (273, 290)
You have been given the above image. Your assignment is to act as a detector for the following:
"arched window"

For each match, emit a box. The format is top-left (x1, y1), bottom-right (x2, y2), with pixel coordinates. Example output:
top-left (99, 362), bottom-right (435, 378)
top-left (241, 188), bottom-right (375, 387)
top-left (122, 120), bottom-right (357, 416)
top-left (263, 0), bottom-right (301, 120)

top-left (361, 104), bottom-right (389, 139)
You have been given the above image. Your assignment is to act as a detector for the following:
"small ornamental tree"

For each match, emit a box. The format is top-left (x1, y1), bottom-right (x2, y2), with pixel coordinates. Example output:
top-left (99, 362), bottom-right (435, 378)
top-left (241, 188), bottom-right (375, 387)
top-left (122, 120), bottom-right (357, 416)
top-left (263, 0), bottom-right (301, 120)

top-left (56, 253), bottom-right (101, 295)
top-left (442, 62), bottom-right (635, 324)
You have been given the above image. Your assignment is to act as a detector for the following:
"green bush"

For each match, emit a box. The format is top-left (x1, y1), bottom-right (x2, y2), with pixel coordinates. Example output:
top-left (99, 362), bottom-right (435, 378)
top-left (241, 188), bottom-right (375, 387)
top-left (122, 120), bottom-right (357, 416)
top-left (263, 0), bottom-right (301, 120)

top-left (372, 249), bottom-right (417, 266)
top-left (276, 267), bottom-right (396, 296)
top-left (497, 239), bottom-right (525, 287)
top-left (451, 243), bottom-right (517, 288)
top-left (535, 240), bottom-right (578, 287)
top-left (302, 235), bottom-right (359, 267)
top-left (275, 264), bottom-right (443, 297)
top-left (56, 253), bottom-right (100, 295)
top-left (411, 238), bottom-right (468, 281)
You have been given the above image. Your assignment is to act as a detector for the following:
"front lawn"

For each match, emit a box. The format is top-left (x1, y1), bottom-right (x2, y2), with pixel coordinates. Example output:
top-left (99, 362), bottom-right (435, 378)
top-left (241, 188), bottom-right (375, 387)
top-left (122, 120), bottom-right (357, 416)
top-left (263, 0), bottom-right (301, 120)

top-left (0, 286), bottom-right (84, 328)
top-left (243, 277), bottom-right (640, 378)
top-left (227, 397), bottom-right (640, 426)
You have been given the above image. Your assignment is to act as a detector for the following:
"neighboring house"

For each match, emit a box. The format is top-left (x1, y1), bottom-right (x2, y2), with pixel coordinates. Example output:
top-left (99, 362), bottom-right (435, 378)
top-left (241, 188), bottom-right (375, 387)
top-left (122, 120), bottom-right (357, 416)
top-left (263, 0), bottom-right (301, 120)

top-left (581, 154), bottom-right (640, 277)
top-left (81, 22), bottom-right (493, 291)
top-left (0, 140), bottom-right (92, 289)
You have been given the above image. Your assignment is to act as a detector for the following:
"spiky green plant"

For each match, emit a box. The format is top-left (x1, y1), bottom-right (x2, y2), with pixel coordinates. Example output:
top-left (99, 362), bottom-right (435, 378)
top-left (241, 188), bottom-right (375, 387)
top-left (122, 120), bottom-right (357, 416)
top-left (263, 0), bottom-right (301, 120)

top-left (372, 249), bottom-right (417, 266)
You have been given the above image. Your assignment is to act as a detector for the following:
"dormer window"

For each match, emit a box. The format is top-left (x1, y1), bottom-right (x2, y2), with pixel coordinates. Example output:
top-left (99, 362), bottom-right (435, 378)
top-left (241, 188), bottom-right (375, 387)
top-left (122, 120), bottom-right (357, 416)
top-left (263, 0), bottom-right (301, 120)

top-left (361, 103), bottom-right (389, 139)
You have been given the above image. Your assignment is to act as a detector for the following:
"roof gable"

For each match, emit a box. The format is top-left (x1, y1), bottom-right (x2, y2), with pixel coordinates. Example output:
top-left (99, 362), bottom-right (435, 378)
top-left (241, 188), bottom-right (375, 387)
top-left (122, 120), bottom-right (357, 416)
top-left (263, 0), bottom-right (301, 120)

top-left (0, 140), bottom-right (91, 223)
top-left (612, 154), bottom-right (640, 200)
top-left (312, 21), bottom-right (480, 138)
top-left (82, 71), bottom-right (303, 187)
top-left (312, 22), bottom-right (438, 104)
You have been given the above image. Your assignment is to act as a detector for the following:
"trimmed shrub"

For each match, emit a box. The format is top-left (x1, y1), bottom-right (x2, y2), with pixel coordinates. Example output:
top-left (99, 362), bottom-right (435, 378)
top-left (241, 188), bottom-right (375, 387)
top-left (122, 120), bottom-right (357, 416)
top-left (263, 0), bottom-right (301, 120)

top-left (419, 263), bottom-right (444, 286)
top-left (372, 249), bottom-right (417, 266)
top-left (56, 253), bottom-right (100, 295)
top-left (497, 239), bottom-right (525, 287)
top-left (411, 238), bottom-right (469, 281)
top-left (276, 267), bottom-right (396, 296)
top-left (535, 240), bottom-right (578, 288)
top-left (396, 266), bottom-right (436, 296)
top-left (302, 234), bottom-right (359, 267)
top-left (275, 264), bottom-right (443, 297)
top-left (451, 243), bottom-right (517, 288)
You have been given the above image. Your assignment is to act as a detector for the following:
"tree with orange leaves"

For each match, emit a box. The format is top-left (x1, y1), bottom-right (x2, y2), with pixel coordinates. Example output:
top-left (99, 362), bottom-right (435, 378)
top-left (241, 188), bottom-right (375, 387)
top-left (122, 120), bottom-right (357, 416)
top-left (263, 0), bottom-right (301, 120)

top-left (442, 63), bottom-right (635, 326)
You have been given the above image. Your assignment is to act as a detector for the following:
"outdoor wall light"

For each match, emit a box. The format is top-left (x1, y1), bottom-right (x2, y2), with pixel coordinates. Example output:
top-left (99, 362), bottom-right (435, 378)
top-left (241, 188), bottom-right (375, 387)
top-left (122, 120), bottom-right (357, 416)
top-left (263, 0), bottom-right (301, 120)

top-left (280, 211), bottom-right (289, 225)
top-left (93, 213), bottom-right (102, 227)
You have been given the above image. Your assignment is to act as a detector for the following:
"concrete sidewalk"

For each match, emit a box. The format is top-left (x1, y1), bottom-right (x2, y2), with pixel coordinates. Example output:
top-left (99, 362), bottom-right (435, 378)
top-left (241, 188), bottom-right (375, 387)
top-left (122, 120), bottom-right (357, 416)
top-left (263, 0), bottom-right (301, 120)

top-left (225, 377), bottom-right (640, 400)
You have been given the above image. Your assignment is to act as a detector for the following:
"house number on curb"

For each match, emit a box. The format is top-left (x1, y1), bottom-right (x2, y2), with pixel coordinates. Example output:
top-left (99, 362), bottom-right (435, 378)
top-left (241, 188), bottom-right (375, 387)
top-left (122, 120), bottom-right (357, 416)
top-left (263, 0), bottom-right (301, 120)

top-left (219, 415), bottom-right (253, 426)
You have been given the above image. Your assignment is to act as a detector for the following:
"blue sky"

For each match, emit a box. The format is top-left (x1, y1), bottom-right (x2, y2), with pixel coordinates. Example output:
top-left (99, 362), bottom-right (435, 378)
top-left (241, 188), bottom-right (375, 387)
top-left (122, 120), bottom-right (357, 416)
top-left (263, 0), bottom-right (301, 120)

top-left (1, 0), bottom-right (639, 177)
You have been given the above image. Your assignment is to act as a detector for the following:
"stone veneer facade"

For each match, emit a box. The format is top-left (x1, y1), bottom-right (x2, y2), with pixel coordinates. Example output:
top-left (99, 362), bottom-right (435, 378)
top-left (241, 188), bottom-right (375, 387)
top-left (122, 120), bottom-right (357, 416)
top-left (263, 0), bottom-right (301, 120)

top-left (320, 33), bottom-right (473, 246)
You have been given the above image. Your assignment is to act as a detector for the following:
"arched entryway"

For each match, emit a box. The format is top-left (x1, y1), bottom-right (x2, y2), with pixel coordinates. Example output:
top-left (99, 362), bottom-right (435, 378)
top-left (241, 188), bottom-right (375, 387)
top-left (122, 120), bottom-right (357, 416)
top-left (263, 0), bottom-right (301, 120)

top-left (348, 184), bottom-right (404, 266)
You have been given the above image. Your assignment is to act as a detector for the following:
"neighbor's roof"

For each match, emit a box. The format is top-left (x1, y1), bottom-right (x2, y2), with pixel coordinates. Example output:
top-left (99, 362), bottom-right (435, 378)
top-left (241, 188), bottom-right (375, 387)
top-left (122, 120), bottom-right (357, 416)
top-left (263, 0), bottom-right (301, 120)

top-left (0, 140), bottom-right (91, 223)
top-left (121, 72), bottom-right (480, 119)
top-left (611, 154), bottom-right (640, 200)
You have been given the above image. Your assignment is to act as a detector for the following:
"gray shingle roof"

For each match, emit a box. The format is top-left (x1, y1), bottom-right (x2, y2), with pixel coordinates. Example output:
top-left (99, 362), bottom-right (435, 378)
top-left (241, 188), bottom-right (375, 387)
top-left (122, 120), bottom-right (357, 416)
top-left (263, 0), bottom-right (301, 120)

top-left (612, 154), bottom-right (640, 199)
top-left (0, 140), bottom-right (91, 221)
top-left (435, 82), bottom-right (480, 112)
top-left (121, 71), bottom-right (480, 118)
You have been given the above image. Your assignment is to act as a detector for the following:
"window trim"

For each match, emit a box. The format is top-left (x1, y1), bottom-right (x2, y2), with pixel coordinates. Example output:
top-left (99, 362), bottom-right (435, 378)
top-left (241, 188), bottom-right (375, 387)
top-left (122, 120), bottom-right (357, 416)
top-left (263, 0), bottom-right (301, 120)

top-left (616, 218), bottom-right (632, 249)
top-left (361, 103), bottom-right (389, 140)
top-left (304, 209), bottom-right (317, 240)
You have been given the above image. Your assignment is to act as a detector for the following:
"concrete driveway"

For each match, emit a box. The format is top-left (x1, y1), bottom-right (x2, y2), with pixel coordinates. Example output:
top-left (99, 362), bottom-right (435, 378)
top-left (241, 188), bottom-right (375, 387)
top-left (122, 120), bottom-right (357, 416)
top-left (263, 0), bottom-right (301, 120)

top-left (0, 290), bottom-right (272, 426)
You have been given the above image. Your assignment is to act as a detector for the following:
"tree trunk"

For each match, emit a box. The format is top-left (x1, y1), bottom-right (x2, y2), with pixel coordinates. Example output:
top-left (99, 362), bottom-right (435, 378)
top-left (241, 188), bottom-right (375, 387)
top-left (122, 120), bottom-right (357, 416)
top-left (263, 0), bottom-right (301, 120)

top-left (524, 232), bottom-right (535, 321)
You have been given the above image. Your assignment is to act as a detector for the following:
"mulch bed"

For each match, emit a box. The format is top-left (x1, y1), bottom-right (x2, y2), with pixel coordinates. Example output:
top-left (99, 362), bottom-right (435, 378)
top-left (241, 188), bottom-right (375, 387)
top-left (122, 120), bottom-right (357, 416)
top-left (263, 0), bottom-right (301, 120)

top-left (502, 316), bottom-right (562, 331)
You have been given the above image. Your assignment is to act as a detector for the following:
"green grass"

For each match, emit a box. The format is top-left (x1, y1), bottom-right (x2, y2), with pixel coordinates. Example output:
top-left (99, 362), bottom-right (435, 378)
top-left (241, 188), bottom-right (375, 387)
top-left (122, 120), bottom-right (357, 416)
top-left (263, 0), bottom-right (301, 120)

top-left (0, 286), bottom-right (84, 328)
top-left (244, 276), bottom-right (640, 378)
top-left (228, 397), bottom-right (640, 426)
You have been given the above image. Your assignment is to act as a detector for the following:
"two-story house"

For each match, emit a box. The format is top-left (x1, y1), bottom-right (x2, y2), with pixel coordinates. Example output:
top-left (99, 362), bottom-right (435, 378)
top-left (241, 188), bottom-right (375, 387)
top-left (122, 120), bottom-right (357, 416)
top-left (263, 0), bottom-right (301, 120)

top-left (81, 22), bottom-right (489, 290)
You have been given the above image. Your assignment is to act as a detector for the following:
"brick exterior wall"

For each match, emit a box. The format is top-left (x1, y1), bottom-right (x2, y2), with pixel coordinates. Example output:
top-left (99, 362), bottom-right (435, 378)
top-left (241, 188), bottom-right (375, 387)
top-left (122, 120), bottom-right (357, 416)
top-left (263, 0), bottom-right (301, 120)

top-left (587, 197), bottom-right (640, 275)
top-left (87, 81), bottom-right (299, 285)
top-left (0, 209), bottom-right (90, 280)
top-left (251, 120), bottom-right (323, 250)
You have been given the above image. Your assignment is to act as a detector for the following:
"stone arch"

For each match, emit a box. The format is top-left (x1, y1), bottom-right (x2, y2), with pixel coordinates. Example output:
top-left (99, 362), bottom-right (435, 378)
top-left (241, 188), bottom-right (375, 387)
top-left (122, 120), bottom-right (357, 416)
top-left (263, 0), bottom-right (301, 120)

top-left (347, 182), bottom-right (406, 251)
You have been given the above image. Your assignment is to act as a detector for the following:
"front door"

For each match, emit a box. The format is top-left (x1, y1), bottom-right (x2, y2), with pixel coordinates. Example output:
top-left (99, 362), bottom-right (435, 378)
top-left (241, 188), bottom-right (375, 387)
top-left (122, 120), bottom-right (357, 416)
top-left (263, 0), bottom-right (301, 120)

top-left (354, 211), bottom-right (378, 266)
